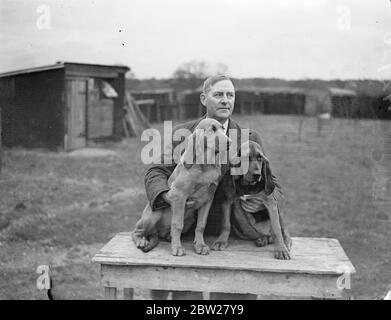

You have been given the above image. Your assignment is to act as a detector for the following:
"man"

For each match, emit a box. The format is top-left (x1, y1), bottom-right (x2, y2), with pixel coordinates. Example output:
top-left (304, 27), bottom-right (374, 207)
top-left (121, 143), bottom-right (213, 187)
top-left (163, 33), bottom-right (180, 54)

top-left (144, 75), bottom-right (265, 300)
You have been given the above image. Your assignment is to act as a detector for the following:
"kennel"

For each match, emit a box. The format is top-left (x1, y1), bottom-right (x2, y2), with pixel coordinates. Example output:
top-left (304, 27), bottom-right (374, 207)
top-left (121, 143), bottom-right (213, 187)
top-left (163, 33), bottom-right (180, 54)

top-left (0, 62), bottom-right (130, 151)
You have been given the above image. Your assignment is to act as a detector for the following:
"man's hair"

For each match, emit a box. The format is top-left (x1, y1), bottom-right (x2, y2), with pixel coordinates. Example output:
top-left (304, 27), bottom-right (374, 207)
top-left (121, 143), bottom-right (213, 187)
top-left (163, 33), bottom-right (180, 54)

top-left (202, 75), bottom-right (233, 94)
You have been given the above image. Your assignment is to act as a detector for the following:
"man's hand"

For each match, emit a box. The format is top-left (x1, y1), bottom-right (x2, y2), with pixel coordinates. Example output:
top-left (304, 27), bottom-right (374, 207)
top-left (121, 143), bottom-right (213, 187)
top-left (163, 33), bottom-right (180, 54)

top-left (161, 191), bottom-right (171, 205)
top-left (161, 191), bottom-right (196, 209)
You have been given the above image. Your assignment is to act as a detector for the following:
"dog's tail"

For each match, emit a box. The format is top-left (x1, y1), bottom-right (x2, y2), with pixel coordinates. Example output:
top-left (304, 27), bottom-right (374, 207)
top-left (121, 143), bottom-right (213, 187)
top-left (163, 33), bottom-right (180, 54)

top-left (142, 234), bottom-right (159, 252)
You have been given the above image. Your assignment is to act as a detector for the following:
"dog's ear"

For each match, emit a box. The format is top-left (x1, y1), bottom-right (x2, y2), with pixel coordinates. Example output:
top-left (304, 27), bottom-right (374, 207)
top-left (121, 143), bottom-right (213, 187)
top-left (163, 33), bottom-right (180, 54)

top-left (230, 141), bottom-right (250, 175)
top-left (262, 160), bottom-right (276, 196)
top-left (182, 132), bottom-right (196, 169)
top-left (254, 143), bottom-right (275, 196)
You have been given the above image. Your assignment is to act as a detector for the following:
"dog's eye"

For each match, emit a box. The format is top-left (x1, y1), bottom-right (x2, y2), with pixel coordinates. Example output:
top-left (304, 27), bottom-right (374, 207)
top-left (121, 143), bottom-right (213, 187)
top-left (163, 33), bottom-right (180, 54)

top-left (212, 125), bottom-right (217, 132)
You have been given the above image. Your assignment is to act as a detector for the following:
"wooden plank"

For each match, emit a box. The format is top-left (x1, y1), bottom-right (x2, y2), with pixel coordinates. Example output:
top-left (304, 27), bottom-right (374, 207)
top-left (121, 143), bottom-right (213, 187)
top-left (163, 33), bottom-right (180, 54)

top-left (122, 117), bottom-right (130, 138)
top-left (135, 99), bottom-right (154, 105)
top-left (92, 233), bottom-right (356, 276)
top-left (66, 70), bottom-right (118, 78)
top-left (123, 91), bottom-right (149, 136)
top-left (65, 79), bottom-right (87, 150)
top-left (100, 264), bottom-right (347, 299)
top-left (88, 98), bottom-right (114, 139)
top-left (133, 99), bottom-right (151, 128)
top-left (64, 63), bottom-right (127, 79)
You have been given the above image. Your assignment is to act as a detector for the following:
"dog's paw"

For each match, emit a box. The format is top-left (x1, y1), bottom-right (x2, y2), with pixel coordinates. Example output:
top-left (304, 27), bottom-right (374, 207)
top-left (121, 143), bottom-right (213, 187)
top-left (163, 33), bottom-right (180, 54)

top-left (274, 245), bottom-right (291, 260)
top-left (255, 235), bottom-right (272, 247)
top-left (135, 236), bottom-right (149, 250)
top-left (171, 245), bottom-right (186, 256)
top-left (284, 235), bottom-right (292, 250)
top-left (194, 242), bottom-right (210, 255)
top-left (211, 240), bottom-right (228, 251)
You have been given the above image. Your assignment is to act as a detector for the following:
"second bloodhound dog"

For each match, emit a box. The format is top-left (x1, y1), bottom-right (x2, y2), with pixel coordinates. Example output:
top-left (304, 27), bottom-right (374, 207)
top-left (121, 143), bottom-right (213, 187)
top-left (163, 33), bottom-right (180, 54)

top-left (132, 118), bottom-right (231, 256)
top-left (212, 136), bottom-right (292, 260)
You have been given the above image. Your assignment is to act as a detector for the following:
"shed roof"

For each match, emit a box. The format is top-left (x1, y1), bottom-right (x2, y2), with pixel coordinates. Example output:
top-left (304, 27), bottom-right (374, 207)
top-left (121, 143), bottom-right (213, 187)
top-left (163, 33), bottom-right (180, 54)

top-left (131, 89), bottom-right (175, 94)
top-left (0, 62), bottom-right (130, 78)
top-left (244, 86), bottom-right (305, 95)
top-left (194, 84), bottom-right (305, 94)
top-left (328, 87), bottom-right (357, 97)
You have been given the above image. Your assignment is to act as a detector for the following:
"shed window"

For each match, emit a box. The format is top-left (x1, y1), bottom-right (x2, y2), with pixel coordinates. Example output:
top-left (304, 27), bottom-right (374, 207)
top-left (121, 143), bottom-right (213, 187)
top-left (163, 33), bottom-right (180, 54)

top-left (101, 80), bottom-right (118, 98)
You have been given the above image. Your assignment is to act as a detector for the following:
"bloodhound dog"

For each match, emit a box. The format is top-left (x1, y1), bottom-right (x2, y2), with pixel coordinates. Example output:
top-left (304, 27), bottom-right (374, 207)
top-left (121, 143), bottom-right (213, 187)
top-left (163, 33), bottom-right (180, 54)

top-left (212, 137), bottom-right (292, 260)
top-left (132, 118), bottom-right (231, 256)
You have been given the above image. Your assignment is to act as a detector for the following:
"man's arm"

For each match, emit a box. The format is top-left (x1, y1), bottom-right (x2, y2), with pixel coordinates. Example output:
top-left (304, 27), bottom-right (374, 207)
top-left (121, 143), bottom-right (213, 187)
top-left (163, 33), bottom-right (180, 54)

top-left (144, 123), bottom-right (192, 211)
top-left (144, 163), bottom-right (175, 211)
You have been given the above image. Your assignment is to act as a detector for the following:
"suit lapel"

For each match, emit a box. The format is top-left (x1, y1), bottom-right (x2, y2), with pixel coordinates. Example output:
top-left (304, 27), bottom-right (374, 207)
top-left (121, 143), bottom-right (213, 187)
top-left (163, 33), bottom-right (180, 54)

top-left (221, 118), bottom-right (242, 176)
top-left (189, 115), bottom-right (206, 132)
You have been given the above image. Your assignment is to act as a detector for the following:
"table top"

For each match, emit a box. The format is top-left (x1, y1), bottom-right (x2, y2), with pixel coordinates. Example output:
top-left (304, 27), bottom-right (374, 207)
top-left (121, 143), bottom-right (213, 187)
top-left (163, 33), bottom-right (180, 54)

top-left (92, 232), bottom-right (356, 275)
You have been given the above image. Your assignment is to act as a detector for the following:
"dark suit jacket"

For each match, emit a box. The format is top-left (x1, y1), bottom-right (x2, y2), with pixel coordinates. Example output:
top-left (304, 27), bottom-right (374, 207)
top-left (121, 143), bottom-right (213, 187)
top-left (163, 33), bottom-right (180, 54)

top-left (144, 116), bottom-right (265, 236)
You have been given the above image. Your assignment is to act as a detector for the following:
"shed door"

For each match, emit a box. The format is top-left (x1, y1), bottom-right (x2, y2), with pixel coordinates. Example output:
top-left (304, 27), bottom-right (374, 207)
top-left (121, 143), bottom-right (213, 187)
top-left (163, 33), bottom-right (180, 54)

top-left (66, 79), bottom-right (87, 150)
top-left (87, 79), bottom-right (114, 139)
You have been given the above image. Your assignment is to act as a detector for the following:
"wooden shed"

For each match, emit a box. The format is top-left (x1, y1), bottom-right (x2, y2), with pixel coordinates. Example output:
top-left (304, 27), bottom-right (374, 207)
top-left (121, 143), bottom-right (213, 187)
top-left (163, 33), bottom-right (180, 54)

top-left (177, 86), bottom-right (307, 120)
top-left (131, 89), bottom-right (179, 123)
top-left (178, 85), bottom-right (267, 119)
top-left (177, 89), bottom-right (204, 121)
top-left (304, 89), bottom-right (333, 116)
top-left (354, 93), bottom-right (391, 120)
top-left (256, 87), bottom-right (306, 115)
top-left (233, 90), bottom-right (264, 115)
top-left (329, 87), bottom-right (357, 118)
top-left (0, 62), bottom-right (129, 151)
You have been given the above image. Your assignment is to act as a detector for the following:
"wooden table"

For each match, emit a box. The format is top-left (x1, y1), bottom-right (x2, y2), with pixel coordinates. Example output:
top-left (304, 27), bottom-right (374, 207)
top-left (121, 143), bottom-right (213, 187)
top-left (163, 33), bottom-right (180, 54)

top-left (92, 232), bottom-right (356, 300)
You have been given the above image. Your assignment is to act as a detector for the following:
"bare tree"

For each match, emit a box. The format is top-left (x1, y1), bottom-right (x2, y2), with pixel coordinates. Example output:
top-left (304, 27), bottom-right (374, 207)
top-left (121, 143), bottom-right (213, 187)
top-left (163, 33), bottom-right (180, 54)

top-left (215, 63), bottom-right (230, 76)
top-left (125, 71), bottom-right (137, 79)
top-left (173, 60), bottom-right (210, 79)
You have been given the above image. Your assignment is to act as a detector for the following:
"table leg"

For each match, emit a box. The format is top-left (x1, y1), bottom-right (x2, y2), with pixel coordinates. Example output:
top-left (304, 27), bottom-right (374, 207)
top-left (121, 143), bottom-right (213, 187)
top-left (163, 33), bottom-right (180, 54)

top-left (105, 287), bottom-right (117, 300)
top-left (123, 288), bottom-right (134, 300)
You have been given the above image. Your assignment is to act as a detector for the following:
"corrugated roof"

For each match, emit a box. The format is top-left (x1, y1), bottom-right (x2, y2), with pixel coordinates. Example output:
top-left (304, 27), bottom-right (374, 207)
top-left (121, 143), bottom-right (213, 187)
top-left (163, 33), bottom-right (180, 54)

top-left (131, 88), bottom-right (175, 94)
top-left (0, 62), bottom-right (130, 78)
top-left (246, 86), bottom-right (305, 94)
top-left (194, 84), bottom-right (305, 94)
top-left (329, 87), bottom-right (357, 97)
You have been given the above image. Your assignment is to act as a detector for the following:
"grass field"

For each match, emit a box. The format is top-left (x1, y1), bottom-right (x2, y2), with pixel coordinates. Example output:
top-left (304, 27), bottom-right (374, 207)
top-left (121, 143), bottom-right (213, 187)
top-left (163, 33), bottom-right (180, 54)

top-left (0, 114), bottom-right (390, 300)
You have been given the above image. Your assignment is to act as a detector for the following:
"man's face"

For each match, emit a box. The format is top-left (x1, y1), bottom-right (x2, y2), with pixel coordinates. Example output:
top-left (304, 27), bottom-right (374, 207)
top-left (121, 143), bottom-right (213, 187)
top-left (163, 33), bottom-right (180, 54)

top-left (200, 80), bottom-right (235, 123)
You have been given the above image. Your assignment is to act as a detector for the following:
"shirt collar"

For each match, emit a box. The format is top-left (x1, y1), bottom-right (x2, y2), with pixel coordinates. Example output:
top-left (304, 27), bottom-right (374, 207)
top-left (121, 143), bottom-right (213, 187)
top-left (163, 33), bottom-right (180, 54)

top-left (222, 119), bottom-right (229, 134)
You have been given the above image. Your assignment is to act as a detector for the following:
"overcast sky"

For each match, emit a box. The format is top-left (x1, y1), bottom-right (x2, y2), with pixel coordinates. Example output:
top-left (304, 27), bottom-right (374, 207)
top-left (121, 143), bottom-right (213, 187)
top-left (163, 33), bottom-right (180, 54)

top-left (1, 0), bottom-right (390, 79)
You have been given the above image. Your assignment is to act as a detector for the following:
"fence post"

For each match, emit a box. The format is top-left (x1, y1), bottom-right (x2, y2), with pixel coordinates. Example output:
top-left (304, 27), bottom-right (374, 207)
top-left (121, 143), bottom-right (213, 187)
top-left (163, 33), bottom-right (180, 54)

top-left (156, 101), bottom-right (161, 123)
top-left (317, 116), bottom-right (322, 137)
